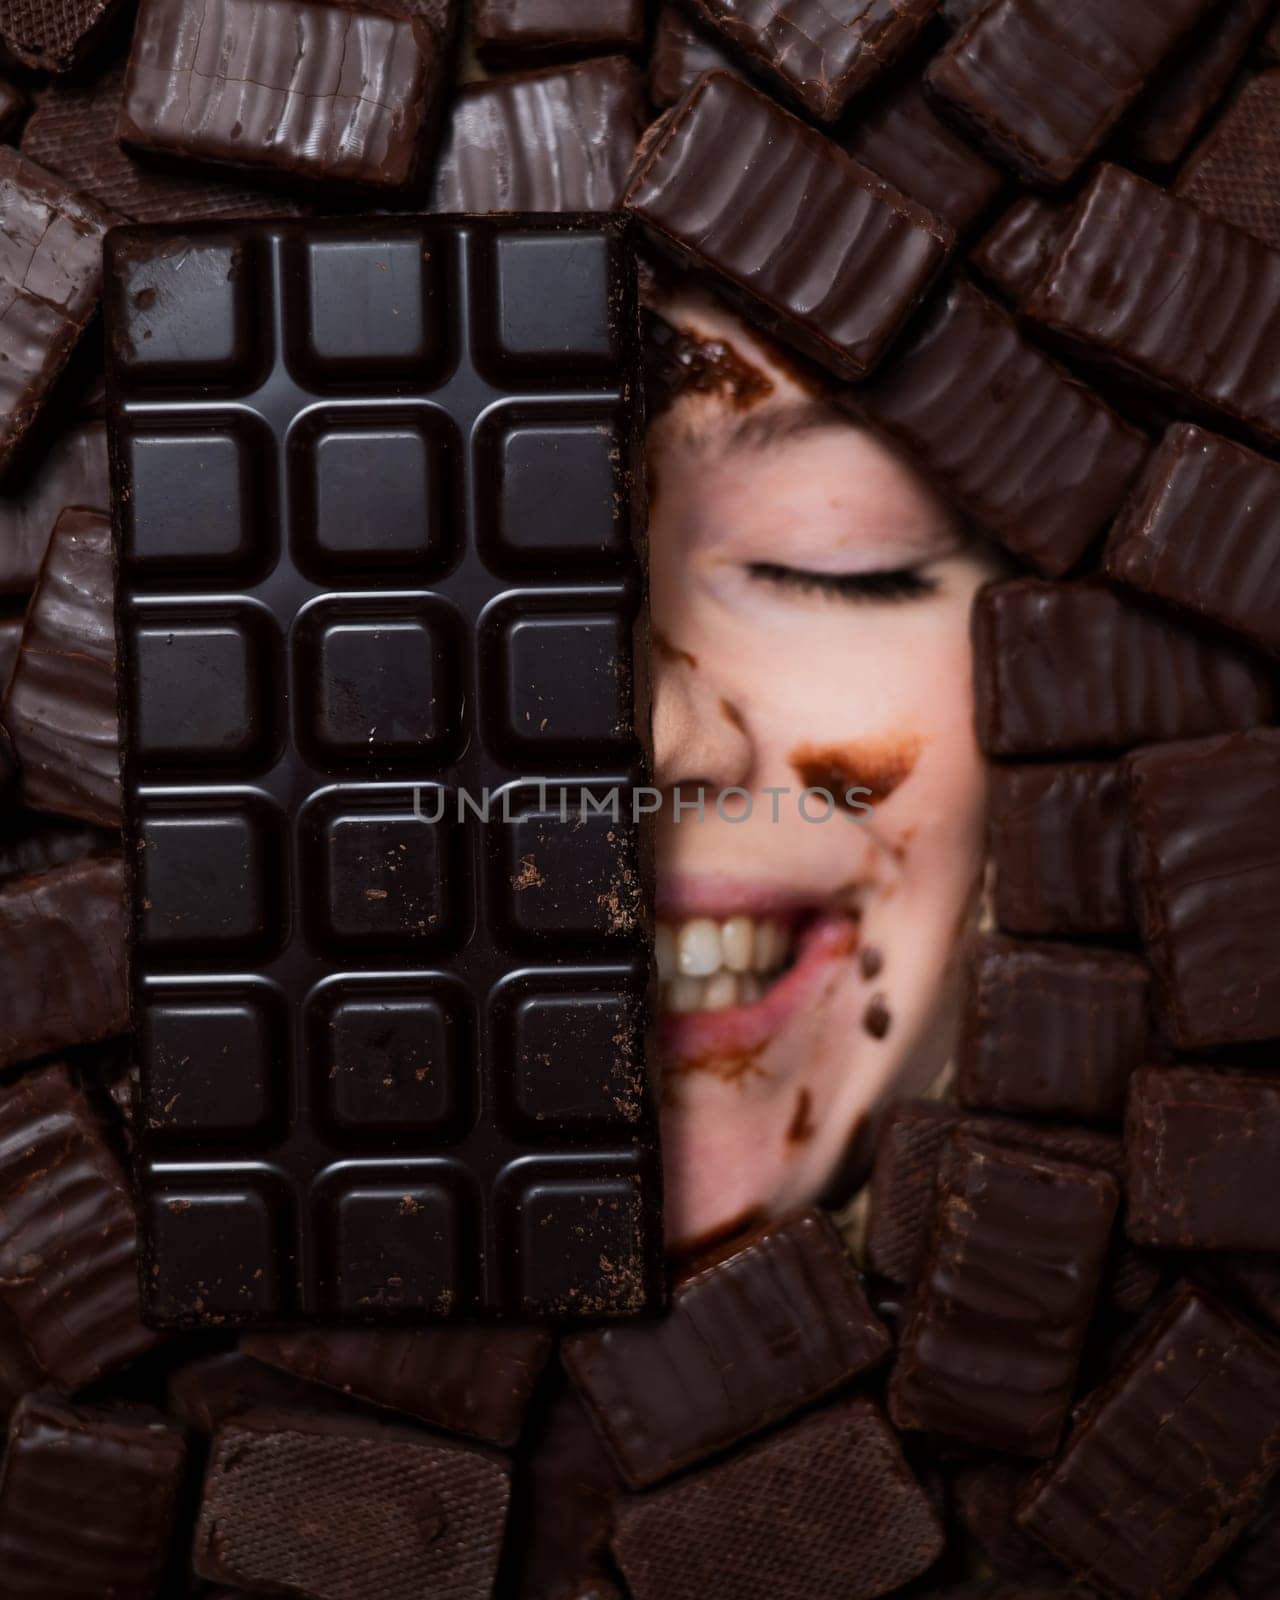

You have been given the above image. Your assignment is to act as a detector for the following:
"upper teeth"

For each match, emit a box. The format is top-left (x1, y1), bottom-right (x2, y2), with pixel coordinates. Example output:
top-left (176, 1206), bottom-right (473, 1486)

top-left (656, 916), bottom-right (794, 982)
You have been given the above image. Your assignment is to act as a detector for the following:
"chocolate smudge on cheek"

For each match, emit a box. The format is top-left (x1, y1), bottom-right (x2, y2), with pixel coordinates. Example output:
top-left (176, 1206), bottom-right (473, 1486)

top-left (644, 311), bottom-right (775, 418)
top-left (860, 945), bottom-right (884, 980)
top-left (651, 628), bottom-right (698, 671)
top-left (791, 736), bottom-right (924, 809)
top-left (863, 994), bottom-right (892, 1039)
top-left (670, 1208), bottom-right (766, 1263)
top-left (661, 1044), bottom-right (772, 1098)
top-left (786, 1087), bottom-right (816, 1146)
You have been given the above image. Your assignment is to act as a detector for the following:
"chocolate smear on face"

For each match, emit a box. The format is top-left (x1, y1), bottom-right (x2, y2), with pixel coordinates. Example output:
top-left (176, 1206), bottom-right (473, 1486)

top-left (791, 737), bottom-right (922, 809)
top-left (644, 310), bottom-right (774, 418)
top-left (863, 994), bottom-right (892, 1040)
top-left (786, 1087), bottom-right (817, 1146)
top-left (860, 946), bottom-right (884, 980)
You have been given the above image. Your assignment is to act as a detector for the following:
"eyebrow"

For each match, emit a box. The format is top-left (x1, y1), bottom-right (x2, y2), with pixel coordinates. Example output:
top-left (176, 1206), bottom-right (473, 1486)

top-left (720, 400), bottom-right (848, 455)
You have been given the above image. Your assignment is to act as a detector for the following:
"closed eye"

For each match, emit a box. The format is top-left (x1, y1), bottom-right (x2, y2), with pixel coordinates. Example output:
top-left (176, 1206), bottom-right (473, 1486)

top-left (747, 562), bottom-right (939, 603)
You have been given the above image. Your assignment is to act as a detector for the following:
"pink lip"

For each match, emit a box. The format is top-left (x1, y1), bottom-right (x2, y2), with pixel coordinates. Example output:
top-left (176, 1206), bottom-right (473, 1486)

top-left (656, 873), bottom-right (850, 920)
top-left (660, 912), bottom-right (859, 1067)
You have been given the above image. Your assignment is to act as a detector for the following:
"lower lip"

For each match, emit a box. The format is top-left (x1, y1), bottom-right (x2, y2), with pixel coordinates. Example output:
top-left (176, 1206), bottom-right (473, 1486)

top-left (659, 912), bottom-right (859, 1067)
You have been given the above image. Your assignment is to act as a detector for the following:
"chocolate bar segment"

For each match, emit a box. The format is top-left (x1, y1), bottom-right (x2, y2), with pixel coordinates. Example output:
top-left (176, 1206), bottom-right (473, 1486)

top-left (194, 1409), bottom-right (511, 1600)
top-left (563, 1210), bottom-right (891, 1488)
top-left (925, 0), bottom-right (1215, 186)
top-left (2, 507), bottom-right (118, 825)
top-left (1126, 1066), bottom-right (1280, 1251)
top-left (611, 1396), bottom-right (946, 1600)
top-left (473, 0), bottom-right (645, 65)
top-left (988, 762), bottom-right (1133, 939)
top-left (0, 0), bottom-right (125, 71)
top-left (1026, 164), bottom-right (1280, 449)
top-left (958, 936), bottom-right (1151, 1123)
top-left (889, 1135), bottom-right (1117, 1455)
top-left (431, 57), bottom-right (643, 212)
top-left (0, 419), bottom-right (108, 595)
top-left (969, 195), bottom-right (1070, 305)
top-left (107, 215), bottom-right (660, 1324)
top-left (682, 0), bottom-right (938, 123)
top-left (649, 2), bottom-right (737, 108)
top-left (0, 1393), bottom-right (186, 1599)
top-left (119, 0), bottom-right (445, 194)
top-left (243, 1325), bottom-right (554, 1446)
top-left (0, 856), bottom-right (127, 1069)
top-left (972, 578), bottom-right (1275, 758)
top-left (1017, 1286), bottom-right (1280, 1600)
top-left (0, 150), bottom-right (113, 481)
top-left (1176, 68), bottom-right (1280, 253)
top-left (1125, 729), bottom-right (1280, 1049)
top-left (855, 281), bottom-right (1147, 576)
top-left (1105, 423), bottom-right (1280, 657)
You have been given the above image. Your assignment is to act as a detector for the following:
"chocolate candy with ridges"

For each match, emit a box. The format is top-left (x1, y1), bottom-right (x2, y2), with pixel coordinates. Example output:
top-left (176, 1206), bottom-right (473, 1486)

top-left (988, 762), bottom-right (1134, 939)
top-left (193, 1409), bottom-right (511, 1600)
top-left (1017, 1286), bottom-right (1280, 1600)
top-left (854, 281), bottom-right (1147, 576)
top-left (431, 57), bottom-right (643, 213)
top-left (0, 856), bottom-right (127, 1069)
top-left (889, 1135), bottom-right (1118, 1455)
top-left (1026, 164), bottom-right (1280, 449)
top-left (1125, 729), bottom-right (1280, 1049)
top-left (473, 0), bottom-right (645, 65)
top-left (969, 195), bottom-right (1070, 305)
top-left (925, 0), bottom-right (1215, 186)
top-left (562, 1209), bottom-right (891, 1488)
top-left (167, 1349), bottom-right (345, 1432)
top-left (1176, 68), bottom-right (1280, 252)
top-left (649, 2), bottom-right (737, 109)
top-left (1106, 423), bottom-right (1280, 658)
top-left (682, 0), bottom-right (937, 124)
top-left (958, 936), bottom-right (1151, 1123)
top-left (0, 1062), bottom-right (153, 1386)
top-left (106, 215), bottom-right (661, 1325)
top-left (972, 578), bottom-right (1275, 758)
top-left (0, 1393), bottom-right (186, 1600)
top-left (243, 1324), bottom-right (554, 1446)
top-left (1126, 1066), bottom-right (1280, 1251)
top-left (118, 0), bottom-right (445, 194)
top-left (22, 60), bottom-right (308, 225)
top-left (623, 72), bottom-right (953, 382)
top-left (0, 0), bottom-right (125, 70)
top-left (2, 507), bottom-right (118, 826)
top-left (840, 75), bottom-right (1005, 236)
top-left (0, 419), bottom-right (108, 595)
top-left (0, 812), bottom-right (115, 885)
top-left (611, 1395), bottom-right (946, 1600)
top-left (0, 150), bottom-right (113, 482)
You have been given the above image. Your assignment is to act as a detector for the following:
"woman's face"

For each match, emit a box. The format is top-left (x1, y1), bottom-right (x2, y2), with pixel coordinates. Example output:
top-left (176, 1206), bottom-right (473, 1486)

top-left (649, 292), bottom-right (1000, 1249)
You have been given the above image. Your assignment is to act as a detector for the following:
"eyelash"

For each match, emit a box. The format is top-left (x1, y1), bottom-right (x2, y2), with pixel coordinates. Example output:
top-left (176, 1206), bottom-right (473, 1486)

top-left (746, 562), bottom-right (939, 603)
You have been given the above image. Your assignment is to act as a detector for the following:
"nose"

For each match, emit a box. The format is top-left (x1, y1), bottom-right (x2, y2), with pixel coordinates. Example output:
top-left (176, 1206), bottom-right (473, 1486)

top-left (651, 633), bottom-right (753, 792)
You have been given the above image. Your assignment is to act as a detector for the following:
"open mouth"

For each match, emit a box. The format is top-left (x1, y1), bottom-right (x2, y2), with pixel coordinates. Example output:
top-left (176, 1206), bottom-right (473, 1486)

top-left (657, 914), bottom-right (802, 1013)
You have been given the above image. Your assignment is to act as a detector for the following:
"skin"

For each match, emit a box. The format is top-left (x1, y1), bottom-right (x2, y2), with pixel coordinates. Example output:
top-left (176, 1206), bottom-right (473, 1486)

top-left (648, 290), bottom-right (1002, 1249)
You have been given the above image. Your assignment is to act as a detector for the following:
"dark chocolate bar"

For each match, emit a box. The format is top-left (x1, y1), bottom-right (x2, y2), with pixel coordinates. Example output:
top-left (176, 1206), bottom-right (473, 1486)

top-left (925, 0), bottom-right (1215, 186)
top-left (957, 936), bottom-right (1151, 1123)
top-left (987, 762), bottom-right (1134, 939)
top-left (611, 1396), bottom-right (946, 1600)
top-left (969, 195), bottom-right (1070, 305)
top-left (193, 1409), bottom-right (511, 1599)
top-left (840, 74), bottom-right (1006, 235)
top-left (118, 0), bottom-right (445, 194)
top-left (22, 59), bottom-right (307, 224)
top-left (1122, 0), bottom-right (1274, 169)
top-left (0, 811), bottom-right (115, 884)
top-left (889, 1135), bottom-right (1117, 1455)
top-left (972, 578), bottom-right (1275, 758)
top-left (562, 1210), bottom-right (891, 1488)
top-left (473, 0), bottom-right (645, 65)
top-left (1026, 164), bottom-right (1280, 449)
top-left (1176, 68), bottom-right (1280, 253)
top-left (1125, 729), bottom-right (1280, 1049)
top-left (0, 419), bottom-right (107, 595)
top-left (0, 0), bottom-right (124, 70)
top-left (623, 71), bottom-right (954, 381)
top-left (648, 2), bottom-right (737, 109)
top-left (1017, 1286), bottom-right (1280, 1600)
top-left (0, 76), bottom-right (24, 140)
top-left (431, 56), bottom-right (643, 213)
top-left (2, 507), bottom-right (119, 825)
top-left (106, 215), bottom-right (661, 1324)
top-left (0, 1061), bottom-right (153, 1386)
top-left (0, 150), bottom-right (113, 482)
top-left (0, 1393), bottom-right (186, 1598)
top-left (243, 1325), bottom-right (554, 1446)
top-left (854, 281), bottom-right (1147, 576)
top-left (1126, 1066), bottom-right (1280, 1251)
top-left (0, 855), bottom-right (127, 1069)
top-left (682, 0), bottom-right (937, 123)
top-left (1105, 423), bottom-right (1280, 657)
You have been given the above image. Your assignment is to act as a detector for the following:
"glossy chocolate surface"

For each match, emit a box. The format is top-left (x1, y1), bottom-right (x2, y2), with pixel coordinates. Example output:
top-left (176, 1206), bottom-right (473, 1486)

top-left (0, 418), bottom-right (108, 595)
top-left (648, 2), bottom-right (737, 108)
top-left (969, 194), bottom-right (1069, 305)
top-left (473, 0), bottom-right (645, 65)
top-left (106, 214), bottom-right (661, 1324)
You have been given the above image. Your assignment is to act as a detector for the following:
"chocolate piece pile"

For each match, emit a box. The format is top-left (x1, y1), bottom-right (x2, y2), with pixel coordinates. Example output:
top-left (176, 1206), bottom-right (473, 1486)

top-left (0, 1), bottom-right (1279, 1597)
